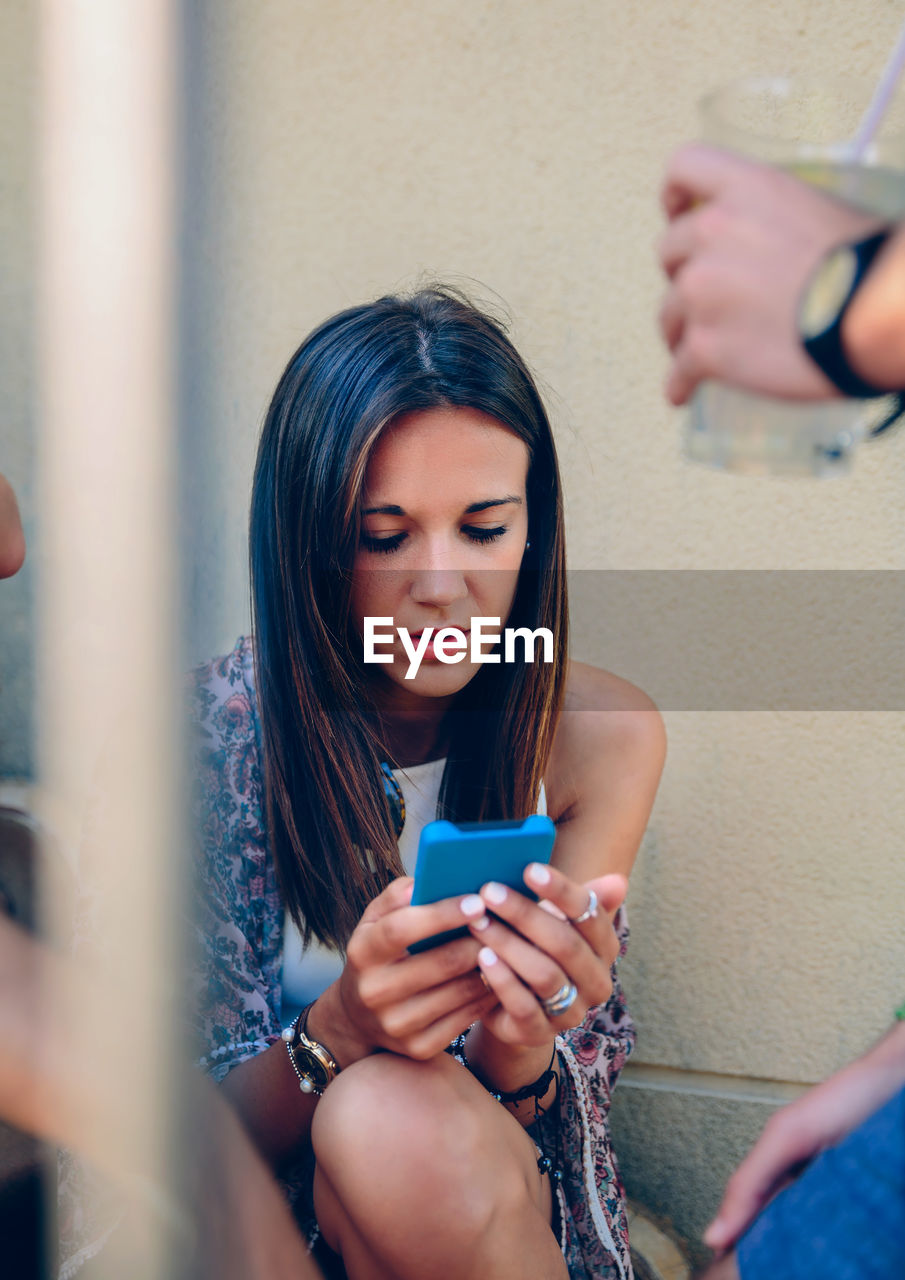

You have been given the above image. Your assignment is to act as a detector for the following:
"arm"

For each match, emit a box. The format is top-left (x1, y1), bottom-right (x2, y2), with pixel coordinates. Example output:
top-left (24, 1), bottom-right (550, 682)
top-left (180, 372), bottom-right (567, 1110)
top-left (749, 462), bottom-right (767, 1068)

top-left (843, 222), bottom-right (905, 389)
top-left (657, 143), bottom-right (900, 404)
top-left (461, 667), bottom-right (666, 1123)
top-left (192, 645), bottom-right (499, 1166)
top-left (704, 1019), bottom-right (905, 1255)
top-left (219, 881), bottom-right (499, 1166)
top-left (544, 662), bottom-right (667, 883)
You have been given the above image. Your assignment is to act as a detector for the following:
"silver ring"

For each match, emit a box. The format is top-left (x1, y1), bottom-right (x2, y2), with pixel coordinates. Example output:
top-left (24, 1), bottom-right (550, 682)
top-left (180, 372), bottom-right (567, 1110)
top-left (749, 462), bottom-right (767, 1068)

top-left (540, 981), bottom-right (579, 1018)
top-left (570, 888), bottom-right (599, 926)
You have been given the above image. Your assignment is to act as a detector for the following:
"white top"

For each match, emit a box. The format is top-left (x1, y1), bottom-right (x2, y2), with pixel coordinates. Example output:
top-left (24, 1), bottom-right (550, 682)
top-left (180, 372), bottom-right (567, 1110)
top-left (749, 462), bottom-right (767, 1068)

top-left (280, 759), bottom-right (546, 1010)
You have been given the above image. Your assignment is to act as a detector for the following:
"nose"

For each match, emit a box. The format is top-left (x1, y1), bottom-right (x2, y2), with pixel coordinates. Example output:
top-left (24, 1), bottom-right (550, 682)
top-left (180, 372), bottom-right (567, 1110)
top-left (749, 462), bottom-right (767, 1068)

top-left (409, 542), bottom-right (469, 609)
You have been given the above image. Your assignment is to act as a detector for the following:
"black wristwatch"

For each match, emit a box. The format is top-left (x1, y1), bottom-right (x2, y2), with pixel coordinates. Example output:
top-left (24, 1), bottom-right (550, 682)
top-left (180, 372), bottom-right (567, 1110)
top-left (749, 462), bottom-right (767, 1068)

top-left (798, 229), bottom-right (892, 398)
top-left (281, 1003), bottom-right (341, 1096)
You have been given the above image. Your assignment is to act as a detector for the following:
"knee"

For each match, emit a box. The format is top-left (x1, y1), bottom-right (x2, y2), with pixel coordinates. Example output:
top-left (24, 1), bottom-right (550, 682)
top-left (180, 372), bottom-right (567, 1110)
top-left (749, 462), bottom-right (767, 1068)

top-left (311, 1051), bottom-right (510, 1218)
top-left (312, 1051), bottom-right (482, 1170)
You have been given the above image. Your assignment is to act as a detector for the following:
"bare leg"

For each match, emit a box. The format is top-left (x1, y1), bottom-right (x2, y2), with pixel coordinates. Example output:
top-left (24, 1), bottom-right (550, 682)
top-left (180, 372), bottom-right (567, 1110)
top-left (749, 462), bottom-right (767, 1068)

top-left (312, 1051), bottom-right (566, 1280)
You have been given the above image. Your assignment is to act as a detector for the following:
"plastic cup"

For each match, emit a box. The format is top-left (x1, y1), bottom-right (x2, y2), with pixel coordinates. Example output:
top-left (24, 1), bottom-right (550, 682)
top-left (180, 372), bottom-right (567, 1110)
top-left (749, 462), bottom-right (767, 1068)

top-left (685, 77), bottom-right (905, 477)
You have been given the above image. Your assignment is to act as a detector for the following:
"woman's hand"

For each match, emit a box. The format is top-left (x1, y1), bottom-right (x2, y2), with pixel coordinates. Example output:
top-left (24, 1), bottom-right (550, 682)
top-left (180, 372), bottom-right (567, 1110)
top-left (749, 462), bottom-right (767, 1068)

top-left (324, 877), bottom-right (497, 1065)
top-left (465, 863), bottom-right (627, 1047)
top-left (704, 1020), bottom-right (905, 1255)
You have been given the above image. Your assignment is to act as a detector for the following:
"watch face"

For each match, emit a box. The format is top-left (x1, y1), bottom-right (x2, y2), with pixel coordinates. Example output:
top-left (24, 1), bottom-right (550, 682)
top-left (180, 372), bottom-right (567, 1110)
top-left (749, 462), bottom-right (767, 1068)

top-left (799, 245), bottom-right (858, 340)
top-left (295, 1044), bottom-right (333, 1093)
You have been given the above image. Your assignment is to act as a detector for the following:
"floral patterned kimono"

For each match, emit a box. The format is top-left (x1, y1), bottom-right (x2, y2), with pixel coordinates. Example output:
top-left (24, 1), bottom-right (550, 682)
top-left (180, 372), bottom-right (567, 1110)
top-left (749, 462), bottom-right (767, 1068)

top-left (190, 635), bottom-right (636, 1280)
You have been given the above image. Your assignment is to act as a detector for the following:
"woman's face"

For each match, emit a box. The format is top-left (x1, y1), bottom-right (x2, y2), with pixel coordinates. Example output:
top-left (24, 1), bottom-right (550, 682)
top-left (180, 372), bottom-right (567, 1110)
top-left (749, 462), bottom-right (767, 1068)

top-left (350, 406), bottom-right (530, 703)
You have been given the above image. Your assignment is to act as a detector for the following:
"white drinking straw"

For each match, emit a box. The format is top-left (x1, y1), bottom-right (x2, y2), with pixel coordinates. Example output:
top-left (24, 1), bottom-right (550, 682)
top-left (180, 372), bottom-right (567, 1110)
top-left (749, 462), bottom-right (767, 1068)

top-left (849, 17), bottom-right (905, 160)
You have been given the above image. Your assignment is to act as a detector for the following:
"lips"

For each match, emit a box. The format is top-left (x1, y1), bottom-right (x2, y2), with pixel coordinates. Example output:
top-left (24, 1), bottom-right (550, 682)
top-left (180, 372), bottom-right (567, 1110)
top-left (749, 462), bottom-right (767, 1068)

top-left (409, 627), bottom-right (471, 661)
top-left (407, 628), bottom-right (471, 642)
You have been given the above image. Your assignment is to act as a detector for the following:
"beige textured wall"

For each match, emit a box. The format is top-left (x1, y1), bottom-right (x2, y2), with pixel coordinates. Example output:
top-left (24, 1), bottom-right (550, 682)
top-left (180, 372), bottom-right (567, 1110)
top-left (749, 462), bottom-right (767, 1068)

top-left (179, 0), bottom-right (905, 1249)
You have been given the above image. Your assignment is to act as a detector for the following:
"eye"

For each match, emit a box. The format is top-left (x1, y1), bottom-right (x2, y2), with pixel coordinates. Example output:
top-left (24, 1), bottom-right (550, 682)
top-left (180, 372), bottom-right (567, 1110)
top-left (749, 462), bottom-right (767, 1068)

top-left (462, 525), bottom-right (507, 545)
top-left (360, 531), bottom-right (407, 555)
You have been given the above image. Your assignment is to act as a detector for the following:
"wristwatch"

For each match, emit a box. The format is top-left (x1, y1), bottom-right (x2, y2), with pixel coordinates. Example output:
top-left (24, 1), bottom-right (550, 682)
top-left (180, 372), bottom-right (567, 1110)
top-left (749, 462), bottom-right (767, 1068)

top-left (281, 1003), bottom-right (341, 1096)
top-left (798, 228), bottom-right (892, 397)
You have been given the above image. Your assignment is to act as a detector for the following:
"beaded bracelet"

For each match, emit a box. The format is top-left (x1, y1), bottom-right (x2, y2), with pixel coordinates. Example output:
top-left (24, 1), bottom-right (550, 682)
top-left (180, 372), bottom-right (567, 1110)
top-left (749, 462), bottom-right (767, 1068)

top-left (282, 1005), bottom-right (311, 1091)
top-left (449, 1028), bottom-right (563, 1182)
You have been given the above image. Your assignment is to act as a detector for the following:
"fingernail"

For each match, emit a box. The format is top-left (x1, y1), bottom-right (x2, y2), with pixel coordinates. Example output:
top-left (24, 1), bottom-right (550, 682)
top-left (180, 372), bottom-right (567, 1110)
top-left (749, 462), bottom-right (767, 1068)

top-left (703, 1220), bottom-right (725, 1247)
top-left (460, 894), bottom-right (485, 918)
top-left (478, 947), bottom-right (498, 967)
top-left (471, 914), bottom-right (490, 931)
top-left (526, 862), bottom-right (551, 886)
top-left (482, 882), bottom-right (507, 905)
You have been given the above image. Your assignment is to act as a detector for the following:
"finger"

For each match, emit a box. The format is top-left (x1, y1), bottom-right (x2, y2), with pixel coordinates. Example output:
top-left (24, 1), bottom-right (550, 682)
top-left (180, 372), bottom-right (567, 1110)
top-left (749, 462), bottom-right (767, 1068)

top-left (357, 876), bottom-right (414, 924)
top-left (402, 989), bottom-right (500, 1061)
top-left (357, 933), bottom-right (483, 1008)
top-left (353, 891), bottom-right (489, 964)
top-left (658, 286), bottom-right (685, 353)
top-left (470, 916), bottom-right (569, 1009)
top-left (591, 874), bottom-right (627, 917)
top-left (523, 863), bottom-right (627, 923)
top-left (475, 946), bottom-right (551, 1043)
top-left (703, 1122), bottom-right (802, 1252)
top-left (477, 880), bottom-right (614, 1003)
top-left (665, 332), bottom-right (708, 406)
top-left (378, 968), bottom-right (495, 1044)
top-left (661, 143), bottom-right (752, 219)
top-left (658, 211), bottom-right (699, 280)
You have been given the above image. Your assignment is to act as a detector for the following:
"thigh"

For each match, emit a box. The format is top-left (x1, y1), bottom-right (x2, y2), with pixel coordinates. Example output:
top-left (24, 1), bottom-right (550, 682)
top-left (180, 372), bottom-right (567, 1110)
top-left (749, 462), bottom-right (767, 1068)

top-left (311, 1051), bottom-right (559, 1274)
top-left (736, 1085), bottom-right (905, 1280)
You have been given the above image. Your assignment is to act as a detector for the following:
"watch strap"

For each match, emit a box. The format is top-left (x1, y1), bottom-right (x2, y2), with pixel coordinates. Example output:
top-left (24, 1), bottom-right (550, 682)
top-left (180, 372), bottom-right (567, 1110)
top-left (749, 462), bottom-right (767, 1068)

top-left (281, 1002), bottom-right (341, 1096)
top-left (801, 229), bottom-right (892, 398)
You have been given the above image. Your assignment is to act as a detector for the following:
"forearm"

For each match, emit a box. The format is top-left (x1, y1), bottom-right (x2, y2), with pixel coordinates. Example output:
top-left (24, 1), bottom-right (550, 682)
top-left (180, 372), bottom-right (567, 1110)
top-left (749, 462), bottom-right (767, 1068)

top-left (219, 1037), bottom-right (319, 1167)
top-left (842, 222), bottom-right (905, 390)
top-left (839, 1018), bottom-right (905, 1104)
top-left (219, 979), bottom-right (372, 1168)
top-left (464, 1022), bottom-right (558, 1128)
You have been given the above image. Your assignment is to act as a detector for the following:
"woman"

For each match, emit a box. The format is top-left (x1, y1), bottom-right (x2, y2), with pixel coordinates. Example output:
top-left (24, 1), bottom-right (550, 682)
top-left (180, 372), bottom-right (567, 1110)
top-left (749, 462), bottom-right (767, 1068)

top-left (192, 287), bottom-right (665, 1280)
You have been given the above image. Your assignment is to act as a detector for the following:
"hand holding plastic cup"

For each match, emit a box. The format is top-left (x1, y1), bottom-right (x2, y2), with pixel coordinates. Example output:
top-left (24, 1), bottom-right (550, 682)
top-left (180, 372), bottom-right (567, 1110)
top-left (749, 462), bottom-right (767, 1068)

top-left (686, 66), bottom-right (905, 477)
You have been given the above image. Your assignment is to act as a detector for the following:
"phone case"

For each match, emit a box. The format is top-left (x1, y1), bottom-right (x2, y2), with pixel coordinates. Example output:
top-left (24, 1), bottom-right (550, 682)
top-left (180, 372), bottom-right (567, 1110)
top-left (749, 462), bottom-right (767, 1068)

top-left (408, 815), bottom-right (556, 953)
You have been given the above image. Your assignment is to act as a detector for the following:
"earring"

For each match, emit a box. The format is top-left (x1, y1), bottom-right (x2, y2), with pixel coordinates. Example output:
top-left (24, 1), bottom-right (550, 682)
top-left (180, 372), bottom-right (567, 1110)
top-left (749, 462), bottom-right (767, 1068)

top-left (525, 540), bottom-right (531, 550)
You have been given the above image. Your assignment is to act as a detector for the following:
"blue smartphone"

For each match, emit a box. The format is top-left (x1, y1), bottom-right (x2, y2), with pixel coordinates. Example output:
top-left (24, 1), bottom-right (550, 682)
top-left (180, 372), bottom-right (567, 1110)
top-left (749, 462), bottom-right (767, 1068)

top-left (408, 815), bottom-right (556, 953)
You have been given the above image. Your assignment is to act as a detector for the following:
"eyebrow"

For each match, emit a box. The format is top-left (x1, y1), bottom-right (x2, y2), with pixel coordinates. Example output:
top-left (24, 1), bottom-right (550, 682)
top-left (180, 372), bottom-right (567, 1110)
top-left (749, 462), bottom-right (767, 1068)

top-left (361, 495), bottom-right (523, 516)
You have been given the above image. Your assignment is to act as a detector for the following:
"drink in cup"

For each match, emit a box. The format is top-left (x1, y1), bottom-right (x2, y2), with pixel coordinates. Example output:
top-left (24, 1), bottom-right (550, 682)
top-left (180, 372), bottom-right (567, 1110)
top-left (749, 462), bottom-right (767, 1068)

top-left (685, 77), bottom-right (905, 477)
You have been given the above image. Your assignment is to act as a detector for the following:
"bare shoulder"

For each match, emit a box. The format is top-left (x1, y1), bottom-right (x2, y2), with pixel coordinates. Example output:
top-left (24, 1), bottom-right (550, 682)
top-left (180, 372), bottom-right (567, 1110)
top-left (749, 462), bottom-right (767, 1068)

top-left (562, 661), bottom-right (661, 714)
top-left (556, 661), bottom-right (666, 766)
top-left (544, 663), bottom-right (666, 877)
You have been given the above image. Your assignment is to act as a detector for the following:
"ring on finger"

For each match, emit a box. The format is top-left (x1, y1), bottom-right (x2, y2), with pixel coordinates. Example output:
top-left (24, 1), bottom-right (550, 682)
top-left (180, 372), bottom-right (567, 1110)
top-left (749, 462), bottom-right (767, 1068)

top-left (570, 888), bottom-right (599, 926)
top-left (540, 981), bottom-right (579, 1018)
top-left (478, 969), bottom-right (492, 993)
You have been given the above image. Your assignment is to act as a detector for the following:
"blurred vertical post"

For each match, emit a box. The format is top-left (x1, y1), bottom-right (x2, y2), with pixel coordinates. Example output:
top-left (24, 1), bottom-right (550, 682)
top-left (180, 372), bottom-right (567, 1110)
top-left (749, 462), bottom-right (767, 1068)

top-left (37, 0), bottom-right (182, 1275)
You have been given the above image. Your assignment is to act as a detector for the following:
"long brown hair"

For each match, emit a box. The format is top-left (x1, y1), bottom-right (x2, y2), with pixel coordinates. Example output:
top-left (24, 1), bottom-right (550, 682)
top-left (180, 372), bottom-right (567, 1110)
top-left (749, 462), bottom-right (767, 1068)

top-left (250, 287), bottom-right (568, 950)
